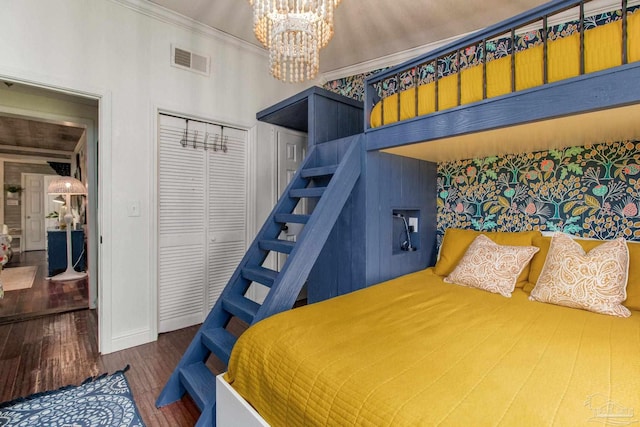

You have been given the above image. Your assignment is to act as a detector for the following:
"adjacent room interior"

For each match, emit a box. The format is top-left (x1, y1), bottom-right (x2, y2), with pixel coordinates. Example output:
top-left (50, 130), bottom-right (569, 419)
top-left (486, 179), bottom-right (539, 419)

top-left (0, 82), bottom-right (98, 324)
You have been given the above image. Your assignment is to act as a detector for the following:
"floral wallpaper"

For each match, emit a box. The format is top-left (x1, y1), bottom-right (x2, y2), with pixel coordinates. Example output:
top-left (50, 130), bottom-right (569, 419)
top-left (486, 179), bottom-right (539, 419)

top-left (323, 69), bottom-right (385, 102)
top-left (437, 140), bottom-right (640, 247)
top-left (323, 6), bottom-right (638, 101)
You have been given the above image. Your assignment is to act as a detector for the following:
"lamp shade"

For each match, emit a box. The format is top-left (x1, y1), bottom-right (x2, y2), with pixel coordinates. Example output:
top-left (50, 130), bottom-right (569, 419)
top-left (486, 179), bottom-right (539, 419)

top-left (47, 176), bottom-right (87, 195)
top-left (53, 195), bottom-right (66, 204)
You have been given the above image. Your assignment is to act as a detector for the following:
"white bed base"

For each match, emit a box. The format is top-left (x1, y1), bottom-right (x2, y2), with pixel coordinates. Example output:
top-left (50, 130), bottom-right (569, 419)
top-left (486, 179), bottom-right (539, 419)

top-left (216, 374), bottom-right (270, 427)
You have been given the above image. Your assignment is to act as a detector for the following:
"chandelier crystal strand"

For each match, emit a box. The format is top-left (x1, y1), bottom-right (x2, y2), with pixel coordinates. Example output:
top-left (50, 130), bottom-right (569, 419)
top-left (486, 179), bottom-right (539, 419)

top-left (249, 0), bottom-right (341, 83)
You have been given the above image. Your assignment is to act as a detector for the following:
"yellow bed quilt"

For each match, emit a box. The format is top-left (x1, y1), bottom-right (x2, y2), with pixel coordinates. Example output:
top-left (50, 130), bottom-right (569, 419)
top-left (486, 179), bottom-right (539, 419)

top-left (225, 268), bottom-right (640, 426)
top-left (370, 10), bottom-right (640, 128)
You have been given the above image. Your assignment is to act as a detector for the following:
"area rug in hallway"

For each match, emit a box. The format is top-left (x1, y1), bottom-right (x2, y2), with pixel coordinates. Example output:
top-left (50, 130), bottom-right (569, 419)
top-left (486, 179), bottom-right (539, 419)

top-left (0, 366), bottom-right (145, 426)
top-left (1, 266), bottom-right (37, 292)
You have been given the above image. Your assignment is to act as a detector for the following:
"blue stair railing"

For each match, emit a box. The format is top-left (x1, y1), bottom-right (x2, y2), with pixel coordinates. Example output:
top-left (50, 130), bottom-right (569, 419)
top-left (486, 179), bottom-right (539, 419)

top-left (156, 134), bottom-right (363, 426)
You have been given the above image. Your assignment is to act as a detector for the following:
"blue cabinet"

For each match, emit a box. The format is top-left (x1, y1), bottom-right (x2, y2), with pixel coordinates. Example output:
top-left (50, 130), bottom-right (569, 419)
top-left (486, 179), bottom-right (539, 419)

top-left (47, 230), bottom-right (86, 276)
top-left (257, 87), bottom-right (437, 302)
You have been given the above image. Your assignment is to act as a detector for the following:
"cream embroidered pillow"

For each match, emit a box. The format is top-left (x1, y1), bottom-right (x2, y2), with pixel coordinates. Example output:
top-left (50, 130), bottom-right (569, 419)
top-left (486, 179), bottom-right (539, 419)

top-left (444, 234), bottom-right (539, 298)
top-left (529, 233), bottom-right (630, 317)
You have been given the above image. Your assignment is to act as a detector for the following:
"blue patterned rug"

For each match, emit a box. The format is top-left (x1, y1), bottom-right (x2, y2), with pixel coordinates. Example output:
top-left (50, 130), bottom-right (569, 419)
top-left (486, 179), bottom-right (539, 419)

top-left (0, 366), bottom-right (145, 426)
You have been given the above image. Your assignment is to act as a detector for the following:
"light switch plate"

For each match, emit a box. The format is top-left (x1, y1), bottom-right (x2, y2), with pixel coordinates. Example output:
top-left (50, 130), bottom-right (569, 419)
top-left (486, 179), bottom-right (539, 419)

top-left (409, 217), bottom-right (418, 231)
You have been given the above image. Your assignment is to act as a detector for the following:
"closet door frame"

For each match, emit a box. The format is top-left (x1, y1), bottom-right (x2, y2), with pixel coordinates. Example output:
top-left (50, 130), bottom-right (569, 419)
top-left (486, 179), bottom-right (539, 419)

top-left (151, 108), bottom-right (254, 338)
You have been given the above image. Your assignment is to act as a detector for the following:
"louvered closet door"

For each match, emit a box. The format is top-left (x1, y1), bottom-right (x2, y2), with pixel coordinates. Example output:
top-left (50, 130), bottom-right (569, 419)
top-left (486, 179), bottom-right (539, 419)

top-left (159, 115), bottom-right (208, 332)
top-left (206, 126), bottom-right (246, 311)
top-left (158, 114), bottom-right (248, 333)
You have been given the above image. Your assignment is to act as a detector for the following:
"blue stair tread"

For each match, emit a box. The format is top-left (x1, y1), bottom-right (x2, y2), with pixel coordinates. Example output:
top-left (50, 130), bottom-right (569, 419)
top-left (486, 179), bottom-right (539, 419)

top-left (242, 265), bottom-right (279, 287)
top-left (259, 239), bottom-right (295, 254)
top-left (179, 362), bottom-right (216, 412)
top-left (222, 294), bottom-right (261, 325)
top-left (201, 327), bottom-right (237, 366)
top-left (301, 165), bottom-right (338, 178)
top-left (274, 213), bottom-right (310, 224)
top-left (194, 404), bottom-right (215, 427)
top-left (290, 187), bottom-right (326, 198)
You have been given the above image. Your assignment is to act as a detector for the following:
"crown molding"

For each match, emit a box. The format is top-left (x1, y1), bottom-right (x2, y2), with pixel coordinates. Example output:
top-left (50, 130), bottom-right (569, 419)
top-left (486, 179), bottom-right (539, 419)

top-left (109, 0), bottom-right (267, 57)
top-left (320, 31), bottom-right (471, 83)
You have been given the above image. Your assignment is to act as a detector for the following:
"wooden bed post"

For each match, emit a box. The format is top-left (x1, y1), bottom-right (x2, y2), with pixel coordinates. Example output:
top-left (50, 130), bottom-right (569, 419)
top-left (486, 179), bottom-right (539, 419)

top-left (510, 29), bottom-right (516, 93)
top-left (622, 0), bottom-right (628, 65)
top-left (579, 1), bottom-right (585, 75)
top-left (396, 73), bottom-right (401, 123)
top-left (543, 15), bottom-right (549, 84)
top-left (482, 39), bottom-right (487, 100)
top-left (414, 66), bottom-right (419, 118)
top-left (380, 81), bottom-right (385, 126)
top-left (435, 58), bottom-right (440, 111)
top-left (456, 49), bottom-right (461, 107)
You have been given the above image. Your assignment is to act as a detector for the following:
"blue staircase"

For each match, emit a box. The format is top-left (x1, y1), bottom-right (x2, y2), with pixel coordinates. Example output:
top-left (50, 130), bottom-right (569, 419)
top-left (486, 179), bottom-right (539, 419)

top-left (156, 134), bottom-right (363, 426)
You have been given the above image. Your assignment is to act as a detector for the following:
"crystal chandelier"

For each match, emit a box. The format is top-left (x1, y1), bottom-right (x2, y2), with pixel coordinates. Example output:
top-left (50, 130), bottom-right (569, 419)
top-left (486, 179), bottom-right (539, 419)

top-left (249, 0), bottom-right (342, 83)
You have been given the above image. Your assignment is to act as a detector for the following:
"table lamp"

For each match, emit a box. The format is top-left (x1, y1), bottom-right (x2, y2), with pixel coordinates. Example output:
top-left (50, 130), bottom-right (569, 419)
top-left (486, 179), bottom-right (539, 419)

top-left (47, 176), bottom-right (87, 281)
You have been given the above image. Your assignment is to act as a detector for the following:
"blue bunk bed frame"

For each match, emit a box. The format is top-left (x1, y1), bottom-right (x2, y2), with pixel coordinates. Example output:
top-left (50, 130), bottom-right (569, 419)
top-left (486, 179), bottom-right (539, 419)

top-left (364, 0), bottom-right (640, 152)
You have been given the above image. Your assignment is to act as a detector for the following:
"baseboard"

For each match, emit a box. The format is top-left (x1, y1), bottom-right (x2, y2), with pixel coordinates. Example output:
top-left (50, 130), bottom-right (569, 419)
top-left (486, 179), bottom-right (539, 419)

top-left (108, 327), bottom-right (154, 353)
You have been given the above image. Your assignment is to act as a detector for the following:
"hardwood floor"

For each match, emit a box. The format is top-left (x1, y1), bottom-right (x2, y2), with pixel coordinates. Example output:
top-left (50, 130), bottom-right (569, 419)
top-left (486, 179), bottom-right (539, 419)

top-left (0, 309), bottom-right (247, 426)
top-left (0, 254), bottom-right (304, 424)
top-left (0, 251), bottom-right (89, 324)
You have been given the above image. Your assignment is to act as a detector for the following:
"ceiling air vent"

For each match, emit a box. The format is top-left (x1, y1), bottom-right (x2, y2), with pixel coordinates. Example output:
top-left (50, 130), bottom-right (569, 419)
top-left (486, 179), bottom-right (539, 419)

top-left (171, 45), bottom-right (210, 76)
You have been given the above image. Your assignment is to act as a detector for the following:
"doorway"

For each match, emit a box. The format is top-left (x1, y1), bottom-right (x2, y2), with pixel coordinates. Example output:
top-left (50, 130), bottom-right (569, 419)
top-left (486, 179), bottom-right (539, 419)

top-left (0, 81), bottom-right (98, 326)
top-left (23, 173), bottom-right (52, 251)
top-left (276, 129), bottom-right (307, 271)
top-left (246, 124), bottom-right (308, 305)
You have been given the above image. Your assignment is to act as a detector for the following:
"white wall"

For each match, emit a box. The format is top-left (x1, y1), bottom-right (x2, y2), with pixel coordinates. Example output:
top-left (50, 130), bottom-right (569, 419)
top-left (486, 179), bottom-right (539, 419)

top-left (0, 84), bottom-right (98, 121)
top-left (0, 0), bottom-right (312, 353)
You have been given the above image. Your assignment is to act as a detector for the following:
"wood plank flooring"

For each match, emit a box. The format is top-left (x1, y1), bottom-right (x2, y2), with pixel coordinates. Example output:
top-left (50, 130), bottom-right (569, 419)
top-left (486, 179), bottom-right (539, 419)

top-left (0, 251), bottom-right (89, 324)
top-left (0, 309), bottom-right (241, 426)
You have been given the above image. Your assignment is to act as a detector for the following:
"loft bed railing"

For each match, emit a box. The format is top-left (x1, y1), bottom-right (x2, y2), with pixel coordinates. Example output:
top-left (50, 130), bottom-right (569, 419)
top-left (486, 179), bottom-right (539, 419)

top-left (364, 0), bottom-right (638, 131)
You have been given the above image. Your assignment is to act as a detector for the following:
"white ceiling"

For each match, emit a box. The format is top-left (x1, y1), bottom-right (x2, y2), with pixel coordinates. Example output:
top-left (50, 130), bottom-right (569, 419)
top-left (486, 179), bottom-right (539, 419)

top-left (148, 0), bottom-right (550, 74)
